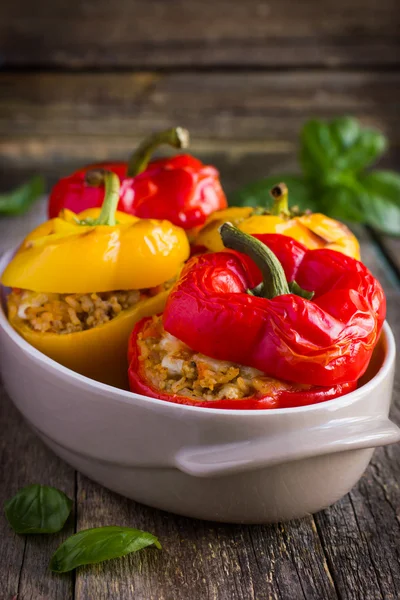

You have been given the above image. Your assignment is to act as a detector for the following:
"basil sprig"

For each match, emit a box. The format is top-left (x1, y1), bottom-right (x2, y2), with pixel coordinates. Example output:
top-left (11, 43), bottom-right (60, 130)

top-left (4, 484), bottom-right (73, 534)
top-left (231, 117), bottom-right (400, 235)
top-left (5, 485), bottom-right (161, 572)
top-left (0, 176), bottom-right (45, 216)
top-left (50, 526), bottom-right (161, 573)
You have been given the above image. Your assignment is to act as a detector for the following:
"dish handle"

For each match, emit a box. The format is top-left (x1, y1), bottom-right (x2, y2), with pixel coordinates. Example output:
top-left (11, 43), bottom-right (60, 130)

top-left (174, 417), bottom-right (400, 478)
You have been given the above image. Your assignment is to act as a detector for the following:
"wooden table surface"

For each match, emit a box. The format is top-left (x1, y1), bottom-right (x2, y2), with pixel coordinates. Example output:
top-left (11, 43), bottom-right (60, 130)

top-left (1, 0), bottom-right (400, 597)
top-left (1, 199), bottom-right (400, 600)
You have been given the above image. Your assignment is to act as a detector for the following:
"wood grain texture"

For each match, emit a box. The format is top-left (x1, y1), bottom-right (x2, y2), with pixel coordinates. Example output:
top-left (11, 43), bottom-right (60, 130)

top-left (1, 70), bottom-right (400, 197)
top-left (314, 292), bottom-right (400, 600)
top-left (2, 71), bottom-right (400, 142)
top-left (0, 393), bottom-right (75, 600)
top-left (74, 474), bottom-right (340, 600)
top-left (74, 474), bottom-right (337, 600)
top-left (376, 236), bottom-right (400, 277)
top-left (1, 0), bottom-right (399, 68)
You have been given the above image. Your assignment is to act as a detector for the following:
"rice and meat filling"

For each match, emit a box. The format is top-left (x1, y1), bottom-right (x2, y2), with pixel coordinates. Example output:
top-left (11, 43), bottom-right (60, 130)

top-left (8, 287), bottom-right (162, 334)
top-left (138, 315), bottom-right (307, 402)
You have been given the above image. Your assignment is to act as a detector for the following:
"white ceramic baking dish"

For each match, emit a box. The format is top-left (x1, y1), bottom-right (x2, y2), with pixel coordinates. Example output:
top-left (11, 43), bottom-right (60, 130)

top-left (1, 250), bottom-right (399, 524)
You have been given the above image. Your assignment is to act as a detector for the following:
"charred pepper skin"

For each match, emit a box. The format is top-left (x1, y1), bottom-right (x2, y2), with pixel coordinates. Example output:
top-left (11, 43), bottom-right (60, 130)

top-left (163, 232), bottom-right (385, 387)
top-left (193, 183), bottom-right (360, 259)
top-left (48, 128), bottom-right (227, 230)
top-left (128, 316), bottom-right (357, 409)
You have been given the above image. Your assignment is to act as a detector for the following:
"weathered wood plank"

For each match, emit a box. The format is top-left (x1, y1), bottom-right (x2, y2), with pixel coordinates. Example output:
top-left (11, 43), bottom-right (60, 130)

top-left (0, 0), bottom-right (399, 68)
top-left (376, 236), bottom-right (400, 278)
top-left (0, 390), bottom-right (75, 600)
top-left (314, 292), bottom-right (400, 600)
top-left (1, 70), bottom-right (400, 197)
top-left (1, 71), bottom-right (400, 143)
top-left (75, 474), bottom-right (337, 600)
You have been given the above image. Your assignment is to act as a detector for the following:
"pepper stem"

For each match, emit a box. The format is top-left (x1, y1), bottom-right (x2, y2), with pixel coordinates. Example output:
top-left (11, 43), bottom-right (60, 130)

top-left (127, 127), bottom-right (190, 177)
top-left (270, 182), bottom-right (290, 217)
top-left (84, 169), bottom-right (120, 226)
top-left (219, 223), bottom-right (290, 299)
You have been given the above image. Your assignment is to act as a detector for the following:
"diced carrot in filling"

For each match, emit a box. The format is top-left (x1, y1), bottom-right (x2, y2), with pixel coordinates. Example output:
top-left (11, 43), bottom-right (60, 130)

top-left (138, 315), bottom-right (310, 402)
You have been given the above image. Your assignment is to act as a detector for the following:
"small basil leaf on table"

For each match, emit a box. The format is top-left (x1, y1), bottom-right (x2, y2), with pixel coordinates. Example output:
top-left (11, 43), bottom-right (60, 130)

top-left (0, 176), bottom-right (45, 215)
top-left (49, 526), bottom-right (161, 573)
top-left (5, 484), bottom-right (73, 534)
top-left (229, 174), bottom-right (316, 212)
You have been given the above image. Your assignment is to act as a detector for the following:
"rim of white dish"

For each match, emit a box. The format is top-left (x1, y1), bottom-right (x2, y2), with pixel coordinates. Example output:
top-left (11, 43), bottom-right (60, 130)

top-left (0, 249), bottom-right (395, 416)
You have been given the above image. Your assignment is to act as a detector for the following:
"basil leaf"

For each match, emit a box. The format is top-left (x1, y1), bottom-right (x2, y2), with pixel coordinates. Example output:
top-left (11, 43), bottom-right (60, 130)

top-left (319, 182), bottom-right (366, 222)
top-left (50, 526), bottom-right (161, 573)
top-left (230, 175), bottom-right (317, 212)
top-left (330, 118), bottom-right (387, 173)
top-left (300, 117), bottom-right (386, 180)
top-left (0, 176), bottom-right (45, 215)
top-left (5, 484), bottom-right (73, 534)
top-left (358, 171), bottom-right (400, 235)
top-left (300, 119), bottom-right (337, 178)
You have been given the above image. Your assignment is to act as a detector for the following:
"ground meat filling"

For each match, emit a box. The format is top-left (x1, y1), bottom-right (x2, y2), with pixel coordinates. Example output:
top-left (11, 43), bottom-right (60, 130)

top-left (8, 286), bottom-right (165, 334)
top-left (138, 316), bottom-right (304, 402)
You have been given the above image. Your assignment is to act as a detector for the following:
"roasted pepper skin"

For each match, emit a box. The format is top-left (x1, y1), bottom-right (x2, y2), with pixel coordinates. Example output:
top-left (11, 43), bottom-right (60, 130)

top-left (2, 172), bottom-right (190, 388)
top-left (128, 317), bottom-right (357, 409)
top-left (2, 208), bottom-right (189, 293)
top-left (48, 129), bottom-right (227, 230)
top-left (163, 234), bottom-right (385, 387)
top-left (194, 206), bottom-right (360, 259)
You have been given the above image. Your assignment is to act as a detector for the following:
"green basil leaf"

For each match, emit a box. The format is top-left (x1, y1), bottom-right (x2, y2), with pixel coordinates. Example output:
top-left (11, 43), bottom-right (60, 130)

top-left (300, 119), bottom-right (338, 178)
top-left (0, 176), bottom-right (45, 215)
top-left (318, 181), bottom-right (366, 223)
top-left (358, 170), bottom-right (400, 235)
top-left (230, 175), bottom-right (317, 212)
top-left (300, 117), bottom-right (387, 180)
top-left (331, 119), bottom-right (387, 173)
top-left (50, 526), bottom-right (161, 573)
top-left (5, 484), bottom-right (73, 534)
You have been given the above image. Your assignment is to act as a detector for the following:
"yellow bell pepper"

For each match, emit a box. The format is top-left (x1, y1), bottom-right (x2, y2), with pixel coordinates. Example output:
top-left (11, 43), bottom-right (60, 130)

top-left (2, 170), bottom-right (190, 389)
top-left (194, 184), bottom-right (360, 260)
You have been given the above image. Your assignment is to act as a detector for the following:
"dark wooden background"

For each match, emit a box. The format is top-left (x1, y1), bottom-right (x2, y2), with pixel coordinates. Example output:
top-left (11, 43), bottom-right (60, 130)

top-left (1, 2), bottom-right (400, 599)
top-left (1, 0), bottom-right (400, 193)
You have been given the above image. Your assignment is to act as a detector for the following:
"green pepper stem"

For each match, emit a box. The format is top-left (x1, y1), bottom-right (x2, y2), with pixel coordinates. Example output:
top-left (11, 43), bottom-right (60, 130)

top-left (127, 127), bottom-right (190, 177)
top-left (84, 169), bottom-right (120, 226)
top-left (270, 182), bottom-right (290, 216)
top-left (219, 223), bottom-right (290, 299)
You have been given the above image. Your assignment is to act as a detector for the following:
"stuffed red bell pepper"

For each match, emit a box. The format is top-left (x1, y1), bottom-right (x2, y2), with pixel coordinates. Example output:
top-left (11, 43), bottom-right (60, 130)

top-left (128, 314), bottom-right (357, 409)
top-left (163, 225), bottom-right (385, 387)
top-left (48, 127), bottom-right (227, 230)
top-left (128, 225), bottom-right (384, 408)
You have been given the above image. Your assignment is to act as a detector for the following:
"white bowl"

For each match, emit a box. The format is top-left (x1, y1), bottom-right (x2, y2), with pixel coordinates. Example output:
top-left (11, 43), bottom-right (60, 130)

top-left (1, 250), bottom-right (399, 524)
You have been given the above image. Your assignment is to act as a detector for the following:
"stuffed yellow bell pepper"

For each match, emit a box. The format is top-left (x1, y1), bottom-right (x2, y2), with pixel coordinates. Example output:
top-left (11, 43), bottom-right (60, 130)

top-left (2, 170), bottom-right (190, 389)
top-left (194, 183), bottom-right (360, 259)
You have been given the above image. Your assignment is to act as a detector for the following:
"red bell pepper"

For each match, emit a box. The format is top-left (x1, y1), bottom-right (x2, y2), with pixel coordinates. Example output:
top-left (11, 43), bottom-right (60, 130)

top-left (163, 225), bottom-right (385, 387)
top-left (48, 128), bottom-right (227, 230)
top-left (128, 316), bottom-right (357, 409)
